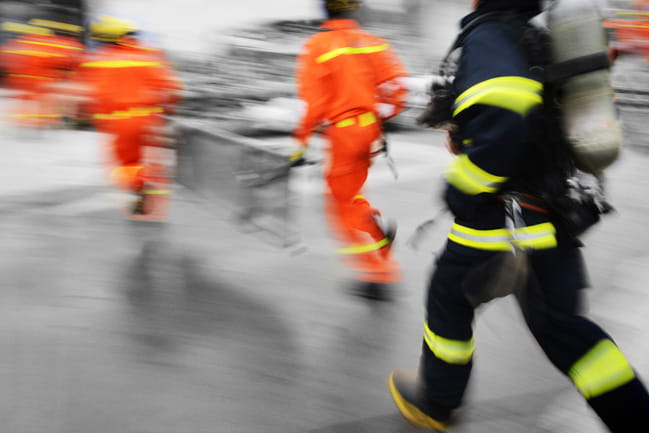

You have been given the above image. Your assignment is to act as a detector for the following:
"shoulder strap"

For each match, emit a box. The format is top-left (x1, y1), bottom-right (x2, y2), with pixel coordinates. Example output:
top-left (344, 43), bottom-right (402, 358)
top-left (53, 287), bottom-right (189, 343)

top-left (437, 12), bottom-right (507, 75)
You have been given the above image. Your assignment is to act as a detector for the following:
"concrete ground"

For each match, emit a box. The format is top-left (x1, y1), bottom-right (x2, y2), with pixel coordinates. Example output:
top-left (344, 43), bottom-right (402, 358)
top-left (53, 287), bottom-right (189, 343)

top-left (2, 90), bottom-right (649, 433)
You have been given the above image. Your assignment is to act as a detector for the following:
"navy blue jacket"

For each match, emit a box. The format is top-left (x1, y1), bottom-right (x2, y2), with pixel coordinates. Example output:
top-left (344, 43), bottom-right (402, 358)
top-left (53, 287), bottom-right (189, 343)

top-left (442, 11), bottom-right (559, 251)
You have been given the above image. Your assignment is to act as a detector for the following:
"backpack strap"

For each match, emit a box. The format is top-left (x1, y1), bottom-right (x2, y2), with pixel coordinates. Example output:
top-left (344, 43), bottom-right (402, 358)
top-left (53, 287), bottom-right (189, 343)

top-left (543, 51), bottom-right (611, 83)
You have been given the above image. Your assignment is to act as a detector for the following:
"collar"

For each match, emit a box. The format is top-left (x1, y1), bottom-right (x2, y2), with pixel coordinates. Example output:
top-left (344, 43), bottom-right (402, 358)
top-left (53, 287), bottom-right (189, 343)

top-left (320, 19), bottom-right (359, 31)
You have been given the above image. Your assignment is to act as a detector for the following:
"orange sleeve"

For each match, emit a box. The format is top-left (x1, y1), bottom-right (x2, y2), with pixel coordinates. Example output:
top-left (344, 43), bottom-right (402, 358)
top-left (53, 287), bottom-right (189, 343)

top-left (293, 35), bottom-right (330, 145)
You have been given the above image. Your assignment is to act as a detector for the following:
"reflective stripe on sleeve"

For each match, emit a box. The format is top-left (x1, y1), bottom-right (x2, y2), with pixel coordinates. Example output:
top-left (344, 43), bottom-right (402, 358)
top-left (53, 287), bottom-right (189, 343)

top-left (569, 339), bottom-right (636, 399)
top-left (453, 76), bottom-right (542, 117)
top-left (448, 222), bottom-right (557, 251)
top-left (317, 44), bottom-right (390, 63)
top-left (424, 321), bottom-right (474, 365)
top-left (337, 237), bottom-right (390, 255)
top-left (444, 154), bottom-right (508, 195)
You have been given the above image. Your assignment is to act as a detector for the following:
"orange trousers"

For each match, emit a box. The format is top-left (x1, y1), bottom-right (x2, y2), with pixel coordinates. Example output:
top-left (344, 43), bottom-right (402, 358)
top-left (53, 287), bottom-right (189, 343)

top-left (324, 118), bottom-right (400, 284)
top-left (96, 113), bottom-right (165, 193)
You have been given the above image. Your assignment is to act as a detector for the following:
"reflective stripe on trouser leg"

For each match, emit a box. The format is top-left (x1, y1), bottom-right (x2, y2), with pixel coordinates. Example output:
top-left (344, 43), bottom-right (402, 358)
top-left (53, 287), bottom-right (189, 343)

top-left (424, 321), bottom-right (474, 365)
top-left (569, 339), bottom-right (636, 399)
top-left (110, 165), bottom-right (144, 192)
top-left (420, 241), bottom-right (481, 409)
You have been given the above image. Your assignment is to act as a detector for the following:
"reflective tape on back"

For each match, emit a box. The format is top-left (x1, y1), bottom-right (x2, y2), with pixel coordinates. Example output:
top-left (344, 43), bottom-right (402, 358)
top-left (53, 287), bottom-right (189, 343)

top-left (424, 321), bottom-right (474, 365)
top-left (569, 339), bottom-right (636, 399)
top-left (317, 44), bottom-right (390, 63)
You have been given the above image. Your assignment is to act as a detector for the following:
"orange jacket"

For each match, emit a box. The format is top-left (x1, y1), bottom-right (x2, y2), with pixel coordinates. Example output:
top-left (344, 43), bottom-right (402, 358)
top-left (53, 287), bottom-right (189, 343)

top-left (0, 33), bottom-right (75, 88)
top-left (294, 19), bottom-right (408, 144)
top-left (41, 34), bottom-right (85, 73)
top-left (75, 38), bottom-right (181, 116)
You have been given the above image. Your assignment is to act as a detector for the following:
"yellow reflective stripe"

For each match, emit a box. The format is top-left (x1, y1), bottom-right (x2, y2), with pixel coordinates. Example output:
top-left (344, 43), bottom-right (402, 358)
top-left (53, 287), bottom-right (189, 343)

top-left (1, 22), bottom-right (53, 35)
top-left (448, 222), bottom-right (557, 251)
top-left (7, 73), bottom-right (54, 80)
top-left (337, 237), bottom-right (390, 255)
top-left (445, 154), bottom-right (508, 195)
top-left (453, 76), bottom-right (542, 117)
top-left (352, 195), bottom-right (365, 201)
top-left (80, 60), bottom-right (161, 68)
top-left (335, 112), bottom-right (376, 128)
top-left (28, 19), bottom-right (83, 34)
top-left (569, 340), bottom-right (636, 399)
top-left (143, 189), bottom-right (170, 195)
top-left (0, 49), bottom-right (65, 57)
top-left (8, 113), bottom-right (61, 118)
top-left (424, 321), bottom-right (474, 365)
top-left (93, 107), bottom-right (163, 120)
top-left (513, 223), bottom-right (557, 250)
top-left (317, 43), bottom-right (390, 63)
top-left (335, 118), bottom-right (355, 128)
top-left (21, 40), bottom-right (83, 50)
top-left (359, 112), bottom-right (376, 126)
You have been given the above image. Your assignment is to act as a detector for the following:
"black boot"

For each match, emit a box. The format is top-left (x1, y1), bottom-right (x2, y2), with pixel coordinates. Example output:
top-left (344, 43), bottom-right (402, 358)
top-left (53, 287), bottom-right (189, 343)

top-left (347, 281), bottom-right (393, 301)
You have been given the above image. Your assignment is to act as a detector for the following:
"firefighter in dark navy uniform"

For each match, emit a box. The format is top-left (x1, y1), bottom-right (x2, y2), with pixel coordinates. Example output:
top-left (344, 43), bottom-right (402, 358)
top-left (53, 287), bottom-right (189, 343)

top-left (388, 0), bottom-right (649, 431)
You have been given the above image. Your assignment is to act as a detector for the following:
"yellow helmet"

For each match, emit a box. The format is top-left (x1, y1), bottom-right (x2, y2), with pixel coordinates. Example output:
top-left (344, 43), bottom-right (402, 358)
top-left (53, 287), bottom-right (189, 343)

top-left (88, 15), bottom-right (137, 42)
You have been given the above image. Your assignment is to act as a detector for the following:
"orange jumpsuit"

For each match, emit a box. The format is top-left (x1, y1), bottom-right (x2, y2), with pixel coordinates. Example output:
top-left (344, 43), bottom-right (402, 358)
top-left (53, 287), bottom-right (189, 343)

top-left (0, 32), bottom-right (81, 127)
top-left (294, 18), bottom-right (408, 284)
top-left (75, 37), bottom-right (181, 193)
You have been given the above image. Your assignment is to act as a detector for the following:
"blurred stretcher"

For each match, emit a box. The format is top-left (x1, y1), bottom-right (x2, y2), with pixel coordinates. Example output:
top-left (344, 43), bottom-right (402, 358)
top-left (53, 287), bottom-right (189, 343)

top-left (173, 118), bottom-right (300, 248)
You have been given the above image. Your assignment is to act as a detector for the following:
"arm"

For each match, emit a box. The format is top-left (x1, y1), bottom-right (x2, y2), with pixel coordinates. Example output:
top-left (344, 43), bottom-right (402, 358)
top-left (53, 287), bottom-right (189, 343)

top-left (370, 35), bottom-right (409, 120)
top-left (443, 26), bottom-right (543, 220)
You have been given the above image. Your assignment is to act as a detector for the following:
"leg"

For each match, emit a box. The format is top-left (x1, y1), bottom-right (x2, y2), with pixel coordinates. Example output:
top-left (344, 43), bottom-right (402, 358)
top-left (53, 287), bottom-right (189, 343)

top-left (325, 122), bottom-right (400, 285)
top-left (521, 246), bottom-right (649, 432)
top-left (390, 241), bottom-right (490, 428)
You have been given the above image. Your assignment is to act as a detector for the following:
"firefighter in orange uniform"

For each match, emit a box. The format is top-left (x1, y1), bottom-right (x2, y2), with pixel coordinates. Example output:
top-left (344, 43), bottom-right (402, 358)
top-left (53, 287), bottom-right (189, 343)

top-left (293, 0), bottom-right (408, 299)
top-left (0, 23), bottom-right (76, 128)
top-left (75, 15), bottom-right (181, 215)
top-left (26, 18), bottom-right (86, 124)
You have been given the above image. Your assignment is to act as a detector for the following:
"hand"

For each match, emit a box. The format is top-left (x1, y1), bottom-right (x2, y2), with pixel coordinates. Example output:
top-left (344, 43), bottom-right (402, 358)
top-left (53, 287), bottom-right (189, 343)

top-left (444, 130), bottom-right (460, 155)
top-left (370, 135), bottom-right (386, 157)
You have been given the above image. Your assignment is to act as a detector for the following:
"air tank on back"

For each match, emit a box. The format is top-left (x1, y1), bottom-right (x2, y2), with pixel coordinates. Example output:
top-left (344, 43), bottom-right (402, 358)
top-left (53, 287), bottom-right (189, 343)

top-left (547, 0), bottom-right (622, 175)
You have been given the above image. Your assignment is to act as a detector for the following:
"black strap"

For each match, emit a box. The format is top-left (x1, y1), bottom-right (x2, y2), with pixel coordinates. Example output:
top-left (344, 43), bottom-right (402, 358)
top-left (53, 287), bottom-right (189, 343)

top-left (543, 52), bottom-right (611, 83)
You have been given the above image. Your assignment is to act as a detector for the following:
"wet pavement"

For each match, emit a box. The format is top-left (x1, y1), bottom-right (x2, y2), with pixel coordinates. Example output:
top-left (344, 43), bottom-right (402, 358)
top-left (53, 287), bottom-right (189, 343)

top-left (2, 101), bottom-right (649, 433)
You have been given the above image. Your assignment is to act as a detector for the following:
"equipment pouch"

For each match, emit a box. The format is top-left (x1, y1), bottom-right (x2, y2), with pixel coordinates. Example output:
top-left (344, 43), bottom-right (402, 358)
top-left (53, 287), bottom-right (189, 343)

top-left (462, 250), bottom-right (530, 308)
top-left (547, 174), bottom-right (613, 238)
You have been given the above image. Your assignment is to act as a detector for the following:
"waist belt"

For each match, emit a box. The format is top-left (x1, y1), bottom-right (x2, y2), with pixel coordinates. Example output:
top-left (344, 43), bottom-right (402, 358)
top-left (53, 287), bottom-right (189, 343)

top-left (334, 112), bottom-right (377, 128)
top-left (497, 192), bottom-right (551, 215)
top-left (93, 106), bottom-right (163, 120)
